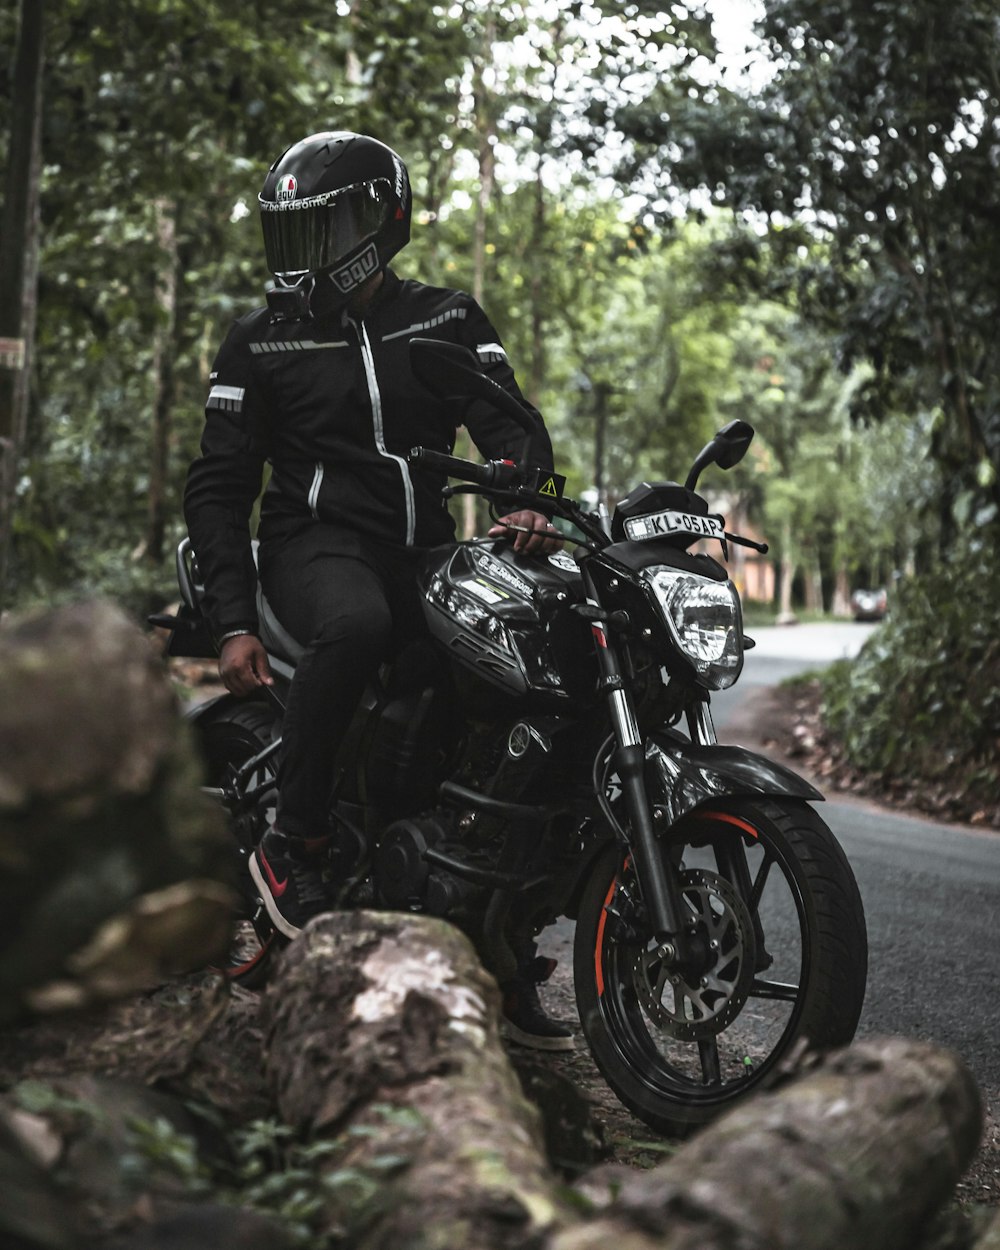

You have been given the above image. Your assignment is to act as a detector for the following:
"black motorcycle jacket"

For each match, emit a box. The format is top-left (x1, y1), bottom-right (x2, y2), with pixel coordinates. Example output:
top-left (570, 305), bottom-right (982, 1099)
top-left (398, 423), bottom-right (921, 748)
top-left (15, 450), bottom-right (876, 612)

top-left (183, 269), bottom-right (554, 643)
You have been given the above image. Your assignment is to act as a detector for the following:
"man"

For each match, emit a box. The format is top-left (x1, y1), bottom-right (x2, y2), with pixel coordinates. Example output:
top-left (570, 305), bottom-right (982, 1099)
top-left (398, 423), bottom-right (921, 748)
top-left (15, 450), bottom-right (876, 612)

top-left (184, 131), bottom-right (569, 1048)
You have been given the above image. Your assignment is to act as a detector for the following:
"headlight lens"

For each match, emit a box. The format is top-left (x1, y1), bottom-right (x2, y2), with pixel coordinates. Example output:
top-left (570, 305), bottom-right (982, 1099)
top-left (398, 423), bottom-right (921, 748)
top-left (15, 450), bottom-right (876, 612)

top-left (642, 566), bottom-right (744, 689)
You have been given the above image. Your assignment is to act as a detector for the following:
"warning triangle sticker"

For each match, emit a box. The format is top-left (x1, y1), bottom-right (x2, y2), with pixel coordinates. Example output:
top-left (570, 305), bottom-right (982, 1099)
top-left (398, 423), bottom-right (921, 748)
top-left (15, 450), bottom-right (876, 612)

top-left (539, 476), bottom-right (559, 498)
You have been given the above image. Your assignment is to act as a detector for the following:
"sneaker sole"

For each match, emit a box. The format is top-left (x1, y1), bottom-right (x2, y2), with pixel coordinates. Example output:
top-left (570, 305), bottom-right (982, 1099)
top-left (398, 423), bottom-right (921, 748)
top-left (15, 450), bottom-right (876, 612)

top-left (248, 855), bottom-right (304, 941)
top-left (500, 1019), bottom-right (576, 1052)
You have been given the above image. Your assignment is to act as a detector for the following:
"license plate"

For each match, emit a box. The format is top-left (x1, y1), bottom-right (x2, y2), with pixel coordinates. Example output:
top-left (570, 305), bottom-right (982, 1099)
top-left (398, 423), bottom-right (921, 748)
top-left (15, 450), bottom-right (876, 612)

top-left (624, 510), bottom-right (725, 542)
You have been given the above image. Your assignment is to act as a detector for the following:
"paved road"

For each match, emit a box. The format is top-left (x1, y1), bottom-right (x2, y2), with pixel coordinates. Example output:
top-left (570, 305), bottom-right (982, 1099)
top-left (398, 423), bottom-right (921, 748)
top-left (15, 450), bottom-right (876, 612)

top-left (716, 623), bottom-right (1000, 1098)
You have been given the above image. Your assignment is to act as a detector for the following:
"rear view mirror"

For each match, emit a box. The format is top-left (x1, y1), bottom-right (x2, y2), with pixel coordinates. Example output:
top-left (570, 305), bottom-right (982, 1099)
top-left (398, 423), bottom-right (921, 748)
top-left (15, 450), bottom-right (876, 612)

top-left (409, 337), bottom-right (536, 437)
top-left (713, 420), bottom-right (755, 469)
top-left (410, 338), bottom-right (484, 398)
top-left (685, 420), bottom-right (755, 491)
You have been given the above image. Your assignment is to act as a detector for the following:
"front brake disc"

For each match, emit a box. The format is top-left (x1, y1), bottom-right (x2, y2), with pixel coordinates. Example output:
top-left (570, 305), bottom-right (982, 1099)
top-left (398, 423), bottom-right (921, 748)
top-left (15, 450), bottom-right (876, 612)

top-left (632, 868), bottom-right (756, 1041)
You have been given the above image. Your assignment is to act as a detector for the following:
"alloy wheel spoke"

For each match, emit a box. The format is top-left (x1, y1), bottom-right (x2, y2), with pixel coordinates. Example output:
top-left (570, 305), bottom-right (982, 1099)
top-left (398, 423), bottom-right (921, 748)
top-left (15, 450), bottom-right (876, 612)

top-left (698, 1037), bottom-right (722, 1085)
top-left (748, 852), bottom-right (775, 911)
top-left (749, 977), bottom-right (799, 1002)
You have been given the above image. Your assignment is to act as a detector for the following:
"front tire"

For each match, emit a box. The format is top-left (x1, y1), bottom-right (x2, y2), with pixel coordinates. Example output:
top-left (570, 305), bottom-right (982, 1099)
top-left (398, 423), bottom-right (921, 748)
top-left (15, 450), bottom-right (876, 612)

top-left (573, 798), bottom-right (867, 1136)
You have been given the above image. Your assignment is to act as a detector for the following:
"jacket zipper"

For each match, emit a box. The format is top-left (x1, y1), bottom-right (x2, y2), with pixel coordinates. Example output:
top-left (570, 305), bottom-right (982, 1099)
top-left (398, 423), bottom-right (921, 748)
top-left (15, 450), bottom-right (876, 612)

top-left (307, 462), bottom-right (324, 518)
top-left (353, 317), bottom-right (417, 546)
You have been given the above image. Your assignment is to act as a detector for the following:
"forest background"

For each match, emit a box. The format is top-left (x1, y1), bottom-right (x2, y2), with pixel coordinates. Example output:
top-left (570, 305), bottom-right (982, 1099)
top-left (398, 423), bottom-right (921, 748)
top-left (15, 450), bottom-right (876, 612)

top-left (1, 0), bottom-right (998, 806)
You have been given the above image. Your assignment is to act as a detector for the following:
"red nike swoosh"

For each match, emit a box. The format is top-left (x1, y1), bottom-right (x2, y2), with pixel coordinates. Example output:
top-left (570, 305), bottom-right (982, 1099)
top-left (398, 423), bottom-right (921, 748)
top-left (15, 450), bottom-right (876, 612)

top-left (261, 854), bottom-right (288, 897)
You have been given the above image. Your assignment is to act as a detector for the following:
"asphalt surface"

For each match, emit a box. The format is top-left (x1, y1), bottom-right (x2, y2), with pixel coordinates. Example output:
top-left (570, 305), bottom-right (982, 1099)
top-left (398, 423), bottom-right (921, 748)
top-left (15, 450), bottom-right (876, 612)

top-left (715, 623), bottom-right (1000, 1102)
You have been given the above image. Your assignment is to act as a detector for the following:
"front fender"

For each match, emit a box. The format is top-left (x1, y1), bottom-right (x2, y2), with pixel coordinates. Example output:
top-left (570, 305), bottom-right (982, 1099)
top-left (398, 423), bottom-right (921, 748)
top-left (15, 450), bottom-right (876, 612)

top-left (646, 732), bottom-right (823, 828)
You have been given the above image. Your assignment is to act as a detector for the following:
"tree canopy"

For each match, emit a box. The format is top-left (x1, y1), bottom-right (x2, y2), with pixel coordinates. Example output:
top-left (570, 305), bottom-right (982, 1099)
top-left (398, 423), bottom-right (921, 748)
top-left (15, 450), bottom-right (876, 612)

top-left (633, 0), bottom-right (1000, 535)
top-left (1, 0), bottom-right (996, 616)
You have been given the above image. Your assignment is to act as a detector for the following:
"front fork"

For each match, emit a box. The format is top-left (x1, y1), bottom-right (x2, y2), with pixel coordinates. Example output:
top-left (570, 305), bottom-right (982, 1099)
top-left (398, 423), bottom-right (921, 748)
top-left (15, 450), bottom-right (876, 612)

top-left (581, 576), bottom-right (702, 960)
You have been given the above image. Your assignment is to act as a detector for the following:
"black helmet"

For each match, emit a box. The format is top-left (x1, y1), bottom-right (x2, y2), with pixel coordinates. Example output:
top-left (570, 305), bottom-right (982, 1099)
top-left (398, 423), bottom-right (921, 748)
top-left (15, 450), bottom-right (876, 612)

top-left (258, 131), bottom-right (411, 300)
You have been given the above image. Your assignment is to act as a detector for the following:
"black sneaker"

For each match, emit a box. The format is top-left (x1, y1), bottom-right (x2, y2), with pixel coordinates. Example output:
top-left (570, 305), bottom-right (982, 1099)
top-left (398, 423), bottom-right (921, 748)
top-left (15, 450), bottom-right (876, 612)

top-left (248, 831), bottom-right (331, 940)
top-left (501, 978), bottom-right (575, 1052)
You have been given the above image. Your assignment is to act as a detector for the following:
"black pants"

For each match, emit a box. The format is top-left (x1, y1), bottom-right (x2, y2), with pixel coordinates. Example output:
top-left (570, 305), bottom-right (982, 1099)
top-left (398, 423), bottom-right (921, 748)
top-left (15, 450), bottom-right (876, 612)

top-left (259, 523), bottom-right (428, 841)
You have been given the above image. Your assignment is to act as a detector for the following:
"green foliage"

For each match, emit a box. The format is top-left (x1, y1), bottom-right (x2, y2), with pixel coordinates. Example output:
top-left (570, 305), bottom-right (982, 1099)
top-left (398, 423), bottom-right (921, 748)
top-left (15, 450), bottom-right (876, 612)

top-left (821, 526), bottom-right (1000, 809)
top-left (12, 1080), bottom-right (427, 1250)
top-left (1, 0), bottom-right (979, 644)
top-left (649, 0), bottom-right (1000, 528)
top-left (211, 1107), bottom-right (425, 1247)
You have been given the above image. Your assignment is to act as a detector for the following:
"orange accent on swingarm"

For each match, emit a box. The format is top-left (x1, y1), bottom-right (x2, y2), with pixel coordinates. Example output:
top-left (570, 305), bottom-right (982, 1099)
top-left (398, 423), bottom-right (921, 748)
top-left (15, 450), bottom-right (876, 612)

top-left (696, 810), bottom-right (759, 838)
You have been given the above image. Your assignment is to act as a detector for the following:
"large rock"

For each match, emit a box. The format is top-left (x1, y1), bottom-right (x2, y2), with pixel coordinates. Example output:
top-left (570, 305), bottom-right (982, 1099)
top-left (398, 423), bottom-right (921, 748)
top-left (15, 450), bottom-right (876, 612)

top-left (0, 599), bottom-right (234, 1019)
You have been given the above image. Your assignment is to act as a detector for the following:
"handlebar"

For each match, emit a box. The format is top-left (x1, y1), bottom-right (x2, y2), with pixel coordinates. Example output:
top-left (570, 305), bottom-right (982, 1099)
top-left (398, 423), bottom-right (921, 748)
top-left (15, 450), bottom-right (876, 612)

top-left (408, 446), bottom-right (522, 489)
top-left (408, 445), bottom-right (609, 547)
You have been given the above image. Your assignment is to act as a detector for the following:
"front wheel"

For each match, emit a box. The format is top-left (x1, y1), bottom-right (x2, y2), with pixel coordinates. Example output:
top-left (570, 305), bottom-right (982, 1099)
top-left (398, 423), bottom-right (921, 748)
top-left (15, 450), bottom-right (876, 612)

top-left (573, 798), bottom-right (867, 1136)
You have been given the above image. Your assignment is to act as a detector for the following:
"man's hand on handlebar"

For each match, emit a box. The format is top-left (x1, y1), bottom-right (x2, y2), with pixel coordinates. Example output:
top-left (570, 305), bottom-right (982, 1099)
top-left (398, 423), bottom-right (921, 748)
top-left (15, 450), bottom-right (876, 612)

top-left (488, 509), bottom-right (564, 555)
top-left (219, 634), bottom-right (274, 696)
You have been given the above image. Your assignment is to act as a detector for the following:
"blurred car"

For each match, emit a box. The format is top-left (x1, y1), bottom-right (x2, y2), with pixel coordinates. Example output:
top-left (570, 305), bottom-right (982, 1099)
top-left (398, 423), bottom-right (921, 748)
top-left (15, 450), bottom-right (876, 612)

top-left (850, 587), bottom-right (888, 621)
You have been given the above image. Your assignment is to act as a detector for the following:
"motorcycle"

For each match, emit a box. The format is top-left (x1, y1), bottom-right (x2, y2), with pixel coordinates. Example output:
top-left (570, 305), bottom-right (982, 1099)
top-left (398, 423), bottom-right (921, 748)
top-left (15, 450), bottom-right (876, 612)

top-left (154, 337), bottom-right (867, 1136)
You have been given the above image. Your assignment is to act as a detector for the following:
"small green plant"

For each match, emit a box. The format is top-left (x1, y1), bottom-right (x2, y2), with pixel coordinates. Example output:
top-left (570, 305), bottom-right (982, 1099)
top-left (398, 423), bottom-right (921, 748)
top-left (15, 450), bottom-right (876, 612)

top-left (231, 1106), bottom-right (424, 1247)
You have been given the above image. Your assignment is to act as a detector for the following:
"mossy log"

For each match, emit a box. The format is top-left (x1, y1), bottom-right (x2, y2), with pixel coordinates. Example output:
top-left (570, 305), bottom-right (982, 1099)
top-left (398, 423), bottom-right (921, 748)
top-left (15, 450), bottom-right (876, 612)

top-left (262, 910), bottom-right (575, 1249)
top-left (553, 1037), bottom-right (983, 1250)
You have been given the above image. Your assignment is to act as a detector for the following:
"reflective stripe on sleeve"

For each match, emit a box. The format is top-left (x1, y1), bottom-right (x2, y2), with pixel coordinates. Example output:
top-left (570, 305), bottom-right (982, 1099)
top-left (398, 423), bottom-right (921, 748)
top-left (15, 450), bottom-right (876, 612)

top-left (207, 384), bottom-right (246, 412)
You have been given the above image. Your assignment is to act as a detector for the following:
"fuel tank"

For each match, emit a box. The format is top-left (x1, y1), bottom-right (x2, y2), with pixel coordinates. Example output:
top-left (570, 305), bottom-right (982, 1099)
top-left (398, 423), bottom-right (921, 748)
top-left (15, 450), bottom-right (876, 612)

top-left (418, 541), bottom-right (594, 703)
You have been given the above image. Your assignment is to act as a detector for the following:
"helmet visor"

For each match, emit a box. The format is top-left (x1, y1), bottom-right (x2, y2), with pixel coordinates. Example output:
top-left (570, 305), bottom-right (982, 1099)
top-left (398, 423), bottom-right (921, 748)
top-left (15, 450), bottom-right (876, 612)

top-left (259, 178), bottom-right (395, 280)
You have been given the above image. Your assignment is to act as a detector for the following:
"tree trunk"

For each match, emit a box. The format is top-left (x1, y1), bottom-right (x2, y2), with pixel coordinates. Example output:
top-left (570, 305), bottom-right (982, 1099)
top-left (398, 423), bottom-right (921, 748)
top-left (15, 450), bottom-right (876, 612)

top-left (593, 380), bottom-right (611, 511)
top-left (528, 150), bottom-right (546, 408)
top-left (777, 520), bottom-right (798, 623)
top-left (261, 913), bottom-right (984, 1250)
top-left (455, 18), bottom-right (499, 541)
top-left (0, 0), bottom-right (45, 614)
top-left (143, 197), bottom-right (179, 567)
top-left (831, 563), bottom-right (851, 617)
top-left (803, 555), bottom-right (823, 614)
top-left (472, 19), bottom-right (496, 312)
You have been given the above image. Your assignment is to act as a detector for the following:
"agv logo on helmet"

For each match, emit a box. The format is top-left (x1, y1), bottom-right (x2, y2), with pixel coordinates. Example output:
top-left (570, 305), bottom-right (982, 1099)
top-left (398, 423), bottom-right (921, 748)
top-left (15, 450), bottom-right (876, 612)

top-left (276, 175), bottom-right (297, 204)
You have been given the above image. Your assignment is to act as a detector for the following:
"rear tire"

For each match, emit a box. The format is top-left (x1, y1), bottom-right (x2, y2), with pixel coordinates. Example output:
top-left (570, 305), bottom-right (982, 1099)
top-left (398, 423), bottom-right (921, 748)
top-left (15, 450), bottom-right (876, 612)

top-left (197, 701), bottom-right (285, 988)
top-left (573, 798), bottom-right (867, 1136)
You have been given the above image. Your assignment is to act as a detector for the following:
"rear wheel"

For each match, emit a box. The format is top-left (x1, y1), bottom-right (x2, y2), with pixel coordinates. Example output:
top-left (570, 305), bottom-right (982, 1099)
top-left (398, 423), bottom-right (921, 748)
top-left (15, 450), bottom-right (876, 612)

top-left (197, 702), bottom-right (285, 988)
top-left (574, 798), bottom-right (867, 1135)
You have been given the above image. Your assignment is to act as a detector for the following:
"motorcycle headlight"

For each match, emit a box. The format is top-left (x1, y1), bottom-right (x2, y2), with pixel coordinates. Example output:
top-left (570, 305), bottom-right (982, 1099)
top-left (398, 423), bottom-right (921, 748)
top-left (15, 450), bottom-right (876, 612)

top-left (642, 566), bottom-right (744, 690)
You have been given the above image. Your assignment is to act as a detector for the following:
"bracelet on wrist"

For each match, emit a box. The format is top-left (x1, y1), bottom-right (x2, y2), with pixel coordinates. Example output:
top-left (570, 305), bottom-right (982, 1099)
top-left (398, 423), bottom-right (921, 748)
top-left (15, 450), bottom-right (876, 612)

top-left (217, 628), bottom-right (253, 647)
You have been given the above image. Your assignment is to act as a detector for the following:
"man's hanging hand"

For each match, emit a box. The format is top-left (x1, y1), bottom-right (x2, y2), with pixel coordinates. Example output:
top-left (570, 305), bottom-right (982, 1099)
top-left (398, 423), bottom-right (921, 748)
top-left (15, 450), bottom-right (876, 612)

top-left (219, 634), bottom-right (274, 696)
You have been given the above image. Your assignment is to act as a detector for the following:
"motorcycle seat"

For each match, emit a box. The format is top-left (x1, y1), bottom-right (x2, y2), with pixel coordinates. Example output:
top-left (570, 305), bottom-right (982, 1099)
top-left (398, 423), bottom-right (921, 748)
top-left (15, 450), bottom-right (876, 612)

top-left (249, 541), bottom-right (305, 667)
top-left (255, 583), bottom-right (305, 667)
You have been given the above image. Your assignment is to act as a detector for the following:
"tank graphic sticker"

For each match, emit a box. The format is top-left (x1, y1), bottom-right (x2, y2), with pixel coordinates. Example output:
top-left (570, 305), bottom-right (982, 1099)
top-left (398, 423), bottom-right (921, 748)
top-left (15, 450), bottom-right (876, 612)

top-left (473, 552), bottom-right (533, 599)
top-left (461, 578), bottom-right (506, 605)
top-left (547, 550), bottom-right (577, 573)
